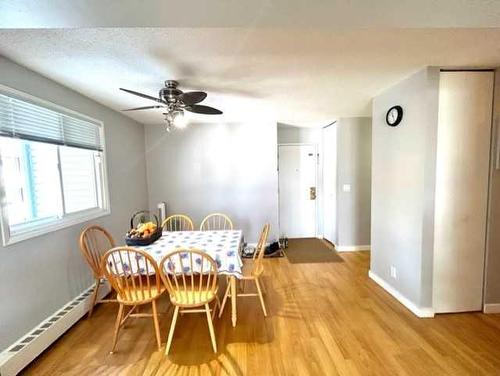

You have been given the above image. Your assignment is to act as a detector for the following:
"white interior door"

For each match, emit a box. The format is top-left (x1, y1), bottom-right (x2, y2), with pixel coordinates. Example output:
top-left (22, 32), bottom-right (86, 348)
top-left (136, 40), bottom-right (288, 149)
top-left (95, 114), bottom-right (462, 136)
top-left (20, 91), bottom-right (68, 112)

top-left (322, 124), bottom-right (337, 244)
top-left (433, 71), bottom-right (494, 313)
top-left (278, 144), bottom-right (317, 238)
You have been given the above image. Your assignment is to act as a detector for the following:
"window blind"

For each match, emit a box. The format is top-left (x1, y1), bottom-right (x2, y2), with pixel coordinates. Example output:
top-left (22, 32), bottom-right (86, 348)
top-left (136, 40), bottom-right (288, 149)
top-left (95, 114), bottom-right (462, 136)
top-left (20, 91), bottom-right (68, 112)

top-left (0, 92), bottom-right (103, 151)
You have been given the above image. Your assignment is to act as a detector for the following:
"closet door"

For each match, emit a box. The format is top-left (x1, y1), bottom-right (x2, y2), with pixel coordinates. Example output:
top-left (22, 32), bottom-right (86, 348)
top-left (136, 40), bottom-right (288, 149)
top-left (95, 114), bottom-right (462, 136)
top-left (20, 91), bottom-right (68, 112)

top-left (433, 71), bottom-right (494, 313)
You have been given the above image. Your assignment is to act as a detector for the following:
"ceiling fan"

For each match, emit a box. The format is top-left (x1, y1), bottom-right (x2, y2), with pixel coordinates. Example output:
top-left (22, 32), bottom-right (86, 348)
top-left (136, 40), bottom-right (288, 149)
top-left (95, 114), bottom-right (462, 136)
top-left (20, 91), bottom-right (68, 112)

top-left (120, 80), bottom-right (223, 131)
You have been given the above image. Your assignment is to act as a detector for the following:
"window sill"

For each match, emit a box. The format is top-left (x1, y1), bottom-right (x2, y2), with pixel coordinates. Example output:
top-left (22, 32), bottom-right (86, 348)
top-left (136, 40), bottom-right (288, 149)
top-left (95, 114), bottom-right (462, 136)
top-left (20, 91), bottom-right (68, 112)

top-left (2, 207), bottom-right (111, 246)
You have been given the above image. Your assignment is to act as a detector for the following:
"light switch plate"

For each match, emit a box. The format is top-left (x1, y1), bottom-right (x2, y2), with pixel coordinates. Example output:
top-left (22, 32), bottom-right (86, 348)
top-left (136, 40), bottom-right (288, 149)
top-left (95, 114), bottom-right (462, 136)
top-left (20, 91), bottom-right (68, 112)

top-left (342, 184), bottom-right (351, 192)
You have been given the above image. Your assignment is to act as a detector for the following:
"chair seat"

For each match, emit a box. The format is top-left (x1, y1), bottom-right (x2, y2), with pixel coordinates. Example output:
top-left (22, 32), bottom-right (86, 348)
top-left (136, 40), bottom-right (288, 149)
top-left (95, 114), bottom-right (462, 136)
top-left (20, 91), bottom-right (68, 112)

top-left (117, 285), bottom-right (165, 304)
top-left (170, 289), bottom-right (217, 306)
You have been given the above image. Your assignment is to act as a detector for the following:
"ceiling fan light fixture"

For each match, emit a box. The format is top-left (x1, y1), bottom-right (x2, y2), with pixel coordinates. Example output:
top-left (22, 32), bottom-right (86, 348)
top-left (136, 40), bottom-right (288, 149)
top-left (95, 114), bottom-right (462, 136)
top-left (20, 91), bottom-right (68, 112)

top-left (163, 121), bottom-right (172, 133)
top-left (172, 110), bottom-right (187, 129)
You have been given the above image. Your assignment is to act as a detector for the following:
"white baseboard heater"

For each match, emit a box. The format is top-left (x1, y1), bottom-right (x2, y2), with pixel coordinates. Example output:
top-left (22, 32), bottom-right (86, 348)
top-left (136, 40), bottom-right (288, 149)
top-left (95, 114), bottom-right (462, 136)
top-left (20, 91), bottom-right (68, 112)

top-left (0, 281), bottom-right (110, 376)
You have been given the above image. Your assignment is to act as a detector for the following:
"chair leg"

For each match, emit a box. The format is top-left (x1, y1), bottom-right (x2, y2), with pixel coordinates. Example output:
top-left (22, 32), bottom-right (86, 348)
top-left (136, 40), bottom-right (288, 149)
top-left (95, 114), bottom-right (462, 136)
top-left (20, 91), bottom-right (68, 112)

top-left (212, 295), bottom-right (221, 320)
top-left (218, 283), bottom-right (231, 318)
top-left (205, 303), bottom-right (217, 353)
top-left (151, 300), bottom-right (162, 351)
top-left (110, 304), bottom-right (124, 354)
top-left (88, 278), bottom-right (100, 319)
top-left (165, 306), bottom-right (180, 355)
top-left (255, 278), bottom-right (268, 317)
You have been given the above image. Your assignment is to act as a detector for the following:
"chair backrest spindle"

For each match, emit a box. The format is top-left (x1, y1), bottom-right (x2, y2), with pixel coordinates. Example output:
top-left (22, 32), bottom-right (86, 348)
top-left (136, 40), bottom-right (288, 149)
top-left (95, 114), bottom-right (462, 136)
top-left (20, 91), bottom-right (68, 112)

top-left (253, 224), bottom-right (270, 277)
top-left (79, 225), bottom-right (115, 278)
top-left (159, 249), bottom-right (218, 306)
top-left (200, 213), bottom-right (234, 231)
top-left (102, 247), bottom-right (161, 304)
top-left (162, 214), bottom-right (194, 232)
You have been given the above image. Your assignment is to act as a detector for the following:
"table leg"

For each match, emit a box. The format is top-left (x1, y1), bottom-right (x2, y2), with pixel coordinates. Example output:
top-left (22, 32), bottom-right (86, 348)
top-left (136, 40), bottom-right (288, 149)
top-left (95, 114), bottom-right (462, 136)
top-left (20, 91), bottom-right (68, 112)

top-left (230, 276), bottom-right (237, 327)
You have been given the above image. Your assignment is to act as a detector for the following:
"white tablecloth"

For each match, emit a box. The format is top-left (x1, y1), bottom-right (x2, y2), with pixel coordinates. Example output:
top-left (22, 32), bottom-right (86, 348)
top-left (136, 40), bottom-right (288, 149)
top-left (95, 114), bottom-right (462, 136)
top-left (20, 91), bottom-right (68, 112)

top-left (136, 230), bottom-right (244, 278)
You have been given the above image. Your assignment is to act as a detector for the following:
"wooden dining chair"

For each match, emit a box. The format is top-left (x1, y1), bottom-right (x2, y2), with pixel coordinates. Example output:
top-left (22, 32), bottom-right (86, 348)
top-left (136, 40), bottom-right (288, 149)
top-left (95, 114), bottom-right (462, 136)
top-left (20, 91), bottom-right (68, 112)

top-left (159, 249), bottom-right (220, 354)
top-left (101, 247), bottom-right (166, 353)
top-left (200, 213), bottom-right (234, 231)
top-left (79, 225), bottom-right (117, 318)
top-left (161, 214), bottom-right (194, 232)
top-left (219, 224), bottom-right (270, 318)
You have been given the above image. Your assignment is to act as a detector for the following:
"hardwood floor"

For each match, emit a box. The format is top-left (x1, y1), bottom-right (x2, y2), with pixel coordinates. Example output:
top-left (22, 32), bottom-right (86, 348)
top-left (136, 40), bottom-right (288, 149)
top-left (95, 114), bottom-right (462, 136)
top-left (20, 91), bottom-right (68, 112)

top-left (24, 251), bottom-right (500, 375)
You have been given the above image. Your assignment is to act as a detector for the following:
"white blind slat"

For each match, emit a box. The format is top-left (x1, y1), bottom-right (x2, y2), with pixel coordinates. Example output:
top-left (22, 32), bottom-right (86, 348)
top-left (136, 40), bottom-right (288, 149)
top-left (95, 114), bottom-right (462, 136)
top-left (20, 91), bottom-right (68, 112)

top-left (0, 92), bottom-right (103, 151)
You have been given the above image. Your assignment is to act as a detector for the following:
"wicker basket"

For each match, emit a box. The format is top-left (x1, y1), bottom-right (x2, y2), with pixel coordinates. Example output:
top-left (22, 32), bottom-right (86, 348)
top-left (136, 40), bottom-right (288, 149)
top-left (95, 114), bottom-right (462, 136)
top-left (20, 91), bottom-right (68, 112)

top-left (125, 210), bottom-right (162, 246)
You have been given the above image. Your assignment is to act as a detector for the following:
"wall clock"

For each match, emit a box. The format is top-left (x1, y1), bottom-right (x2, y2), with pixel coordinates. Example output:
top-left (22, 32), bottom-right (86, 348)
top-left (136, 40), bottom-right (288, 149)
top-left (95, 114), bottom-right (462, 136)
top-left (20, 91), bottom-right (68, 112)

top-left (386, 105), bottom-right (403, 127)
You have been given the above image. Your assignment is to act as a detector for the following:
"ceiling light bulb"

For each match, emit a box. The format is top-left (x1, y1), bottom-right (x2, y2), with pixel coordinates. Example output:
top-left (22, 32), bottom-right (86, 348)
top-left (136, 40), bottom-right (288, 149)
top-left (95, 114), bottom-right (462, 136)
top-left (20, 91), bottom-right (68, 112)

top-left (172, 110), bottom-right (187, 129)
top-left (165, 112), bottom-right (174, 123)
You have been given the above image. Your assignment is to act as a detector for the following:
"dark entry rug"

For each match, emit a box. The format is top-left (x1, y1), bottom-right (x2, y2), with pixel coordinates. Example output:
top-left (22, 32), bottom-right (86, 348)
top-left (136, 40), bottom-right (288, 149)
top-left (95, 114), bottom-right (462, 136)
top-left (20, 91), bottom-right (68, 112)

top-left (285, 238), bottom-right (344, 264)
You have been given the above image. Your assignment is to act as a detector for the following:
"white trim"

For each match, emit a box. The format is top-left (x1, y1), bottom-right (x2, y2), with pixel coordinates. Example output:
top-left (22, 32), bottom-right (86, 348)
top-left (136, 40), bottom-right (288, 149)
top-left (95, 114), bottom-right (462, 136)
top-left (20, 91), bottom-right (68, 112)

top-left (0, 281), bottom-right (111, 376)
top-left (336, 245), bottom-right (371, 252)
top-left (368, 270), bottom-right (435, 318)
top-left (3, 208), bottom-right (111, 246)
top-left (245, 241), bottom-right (271, 248)
top-left (483, 303), bottom-right (500, 313)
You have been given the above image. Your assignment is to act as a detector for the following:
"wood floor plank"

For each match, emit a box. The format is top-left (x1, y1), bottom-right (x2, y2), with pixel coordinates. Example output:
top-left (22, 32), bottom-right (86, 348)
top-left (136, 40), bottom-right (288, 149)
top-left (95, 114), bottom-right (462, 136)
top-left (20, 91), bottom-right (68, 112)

top-left (22, 251), bottom-right (500, 375)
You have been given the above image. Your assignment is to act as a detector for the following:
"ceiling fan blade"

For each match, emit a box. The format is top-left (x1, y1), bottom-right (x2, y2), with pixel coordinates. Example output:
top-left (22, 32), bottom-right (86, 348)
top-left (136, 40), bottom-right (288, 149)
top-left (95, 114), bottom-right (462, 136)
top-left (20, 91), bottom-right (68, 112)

top-left (120, 88), bottom-right (165, 103)
top-left (185, 104), bottom-right (223, 115)
top-left (122, 105), bottom-right (164, 111)
top-left (179, 91), bottom-right (207, 105)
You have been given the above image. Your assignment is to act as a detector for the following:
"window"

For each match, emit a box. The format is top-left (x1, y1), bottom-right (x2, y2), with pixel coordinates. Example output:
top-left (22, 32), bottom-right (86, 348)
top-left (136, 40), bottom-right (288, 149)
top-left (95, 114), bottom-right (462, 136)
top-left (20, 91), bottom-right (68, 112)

top-left (0, 86), bottom-right (109, 245)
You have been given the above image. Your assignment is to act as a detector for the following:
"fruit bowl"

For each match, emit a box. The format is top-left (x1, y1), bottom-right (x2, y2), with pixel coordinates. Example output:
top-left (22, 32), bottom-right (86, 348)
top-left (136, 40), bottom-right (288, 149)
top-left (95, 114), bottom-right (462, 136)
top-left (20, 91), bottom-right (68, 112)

top-left (125, 210), bottom-right (162, 246)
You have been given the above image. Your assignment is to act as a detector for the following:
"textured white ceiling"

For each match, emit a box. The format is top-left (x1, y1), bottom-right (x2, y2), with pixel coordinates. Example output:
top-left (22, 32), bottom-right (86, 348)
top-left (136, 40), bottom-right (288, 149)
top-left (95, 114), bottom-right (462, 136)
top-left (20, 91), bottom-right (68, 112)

top-left (0, 28), bottom-right (499, 127)
top-left (2, 0), bottom-right (500, 28)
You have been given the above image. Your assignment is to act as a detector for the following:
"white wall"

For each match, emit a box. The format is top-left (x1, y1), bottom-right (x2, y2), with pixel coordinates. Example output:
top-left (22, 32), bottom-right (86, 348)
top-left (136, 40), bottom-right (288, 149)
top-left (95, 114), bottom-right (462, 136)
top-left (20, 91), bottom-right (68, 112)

top-left (0, 57), bottom-right (149, 351)
top-left (336, 117), bottom-right (371, 248)
top-left (145, 120), bottom-right (279, 243)
top-left (277, 124), bottom-right (322, 144)
top-left (371, 67), bottom-right (440, 310)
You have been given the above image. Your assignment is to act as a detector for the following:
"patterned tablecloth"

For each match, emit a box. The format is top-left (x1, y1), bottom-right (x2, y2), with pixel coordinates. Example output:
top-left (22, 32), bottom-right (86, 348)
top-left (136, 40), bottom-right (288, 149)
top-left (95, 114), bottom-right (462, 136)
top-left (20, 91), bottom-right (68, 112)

top-left (136, 230), bottom-right (244, 278)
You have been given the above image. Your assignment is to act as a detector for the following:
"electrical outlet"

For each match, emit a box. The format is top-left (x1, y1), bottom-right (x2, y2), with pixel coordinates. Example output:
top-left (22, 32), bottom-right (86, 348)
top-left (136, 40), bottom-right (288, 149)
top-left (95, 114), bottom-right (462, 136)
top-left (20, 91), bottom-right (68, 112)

top-left (390, 265), bottom-right (397, 279)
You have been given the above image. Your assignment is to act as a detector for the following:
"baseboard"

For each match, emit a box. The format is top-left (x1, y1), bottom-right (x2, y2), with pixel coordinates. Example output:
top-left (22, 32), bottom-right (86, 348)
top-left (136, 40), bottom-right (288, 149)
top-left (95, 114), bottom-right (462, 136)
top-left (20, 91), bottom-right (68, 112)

top-left (368, 270), bottom-right (435, 318)
top-left (0, 281), bottom-right (111, 376)
top-left (244, 241), bottom-right (270, 248)
top-left (484, 303), bottom-right (500, 314)
top-left (336, 245), bottom-right (371, 252)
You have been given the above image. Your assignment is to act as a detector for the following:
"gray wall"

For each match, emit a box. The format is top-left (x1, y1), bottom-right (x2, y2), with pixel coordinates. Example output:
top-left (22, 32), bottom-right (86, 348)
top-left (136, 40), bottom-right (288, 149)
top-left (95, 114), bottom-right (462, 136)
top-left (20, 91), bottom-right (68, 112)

top-left (485, 69), bottom-right (500, 305)
top-left (145, 121), bottom-right (279, 243)
top-left (336, 117), bottom-right (372, 248)
top-left (0, 57), bottom-right (149, 351)
top-left (371, 67), bottom-right (440, 309)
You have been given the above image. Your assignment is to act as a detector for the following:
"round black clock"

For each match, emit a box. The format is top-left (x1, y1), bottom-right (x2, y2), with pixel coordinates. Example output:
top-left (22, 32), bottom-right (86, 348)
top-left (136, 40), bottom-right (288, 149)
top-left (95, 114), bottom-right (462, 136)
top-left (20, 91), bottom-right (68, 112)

top-left (386, 105), bottom-right (403, 127)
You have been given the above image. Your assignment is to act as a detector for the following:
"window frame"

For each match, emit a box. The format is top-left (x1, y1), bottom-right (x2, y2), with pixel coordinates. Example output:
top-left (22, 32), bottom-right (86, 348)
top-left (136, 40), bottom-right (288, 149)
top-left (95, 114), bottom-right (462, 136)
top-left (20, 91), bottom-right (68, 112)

top-left (0, 84), bottom-right (111, 246)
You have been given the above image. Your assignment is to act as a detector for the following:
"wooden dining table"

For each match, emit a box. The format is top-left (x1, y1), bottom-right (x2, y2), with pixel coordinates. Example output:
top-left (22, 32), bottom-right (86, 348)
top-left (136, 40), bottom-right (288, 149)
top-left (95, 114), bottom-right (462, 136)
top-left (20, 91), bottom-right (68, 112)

top-left (135, 229), bottom-right (244, 327)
